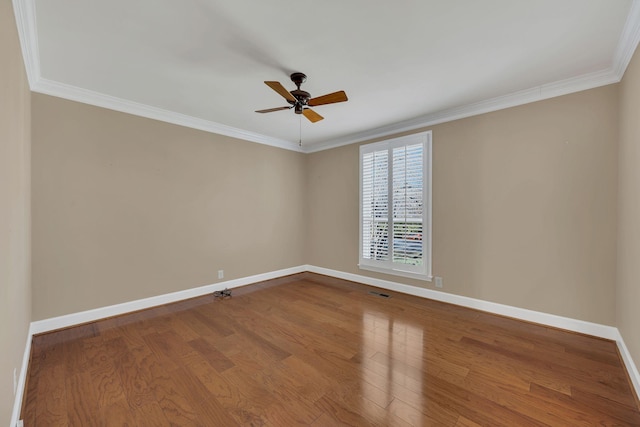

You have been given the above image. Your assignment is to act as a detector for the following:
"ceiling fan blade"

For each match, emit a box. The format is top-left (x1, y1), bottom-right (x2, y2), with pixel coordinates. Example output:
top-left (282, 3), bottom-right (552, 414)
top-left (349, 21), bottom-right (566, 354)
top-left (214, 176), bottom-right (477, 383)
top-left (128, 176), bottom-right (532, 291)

top-left (255, 106), bottom-right (292, 113)
top-left (302, 108), bottom-right (324, 123)
top-left (264, 81), bottom-right (296, 103)
top-left (308, 90), bottom-right (348, 107)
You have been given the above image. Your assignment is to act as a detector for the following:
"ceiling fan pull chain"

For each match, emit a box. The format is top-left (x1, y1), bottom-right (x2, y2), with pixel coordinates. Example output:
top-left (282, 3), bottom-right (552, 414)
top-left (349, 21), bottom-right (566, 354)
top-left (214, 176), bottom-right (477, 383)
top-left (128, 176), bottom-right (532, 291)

top-left (299, 114), bottom-right (302, 146)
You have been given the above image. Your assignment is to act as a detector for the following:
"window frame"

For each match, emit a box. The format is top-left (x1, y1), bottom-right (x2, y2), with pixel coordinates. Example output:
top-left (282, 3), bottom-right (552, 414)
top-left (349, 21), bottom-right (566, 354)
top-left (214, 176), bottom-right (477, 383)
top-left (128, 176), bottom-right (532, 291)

top-left (358, 131), bottom-right (433, 281)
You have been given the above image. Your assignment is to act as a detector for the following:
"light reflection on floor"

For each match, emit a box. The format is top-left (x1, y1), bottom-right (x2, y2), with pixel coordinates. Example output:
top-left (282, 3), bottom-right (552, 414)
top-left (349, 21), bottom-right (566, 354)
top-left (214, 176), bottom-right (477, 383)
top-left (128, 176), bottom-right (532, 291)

top-left (362, 311), bottom-right (425, 426)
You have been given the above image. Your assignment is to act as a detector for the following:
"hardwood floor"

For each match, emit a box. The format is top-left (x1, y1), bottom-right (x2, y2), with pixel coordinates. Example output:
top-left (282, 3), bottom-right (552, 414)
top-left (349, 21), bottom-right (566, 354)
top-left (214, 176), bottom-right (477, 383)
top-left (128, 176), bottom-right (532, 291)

top-left (21, 273), bottom-right (640, 426)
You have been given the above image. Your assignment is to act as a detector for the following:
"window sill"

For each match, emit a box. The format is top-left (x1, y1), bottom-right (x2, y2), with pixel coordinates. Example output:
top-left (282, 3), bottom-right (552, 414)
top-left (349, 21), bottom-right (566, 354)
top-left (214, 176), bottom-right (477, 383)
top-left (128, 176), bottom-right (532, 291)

top-left (358, 264), bottom-right (433, 282)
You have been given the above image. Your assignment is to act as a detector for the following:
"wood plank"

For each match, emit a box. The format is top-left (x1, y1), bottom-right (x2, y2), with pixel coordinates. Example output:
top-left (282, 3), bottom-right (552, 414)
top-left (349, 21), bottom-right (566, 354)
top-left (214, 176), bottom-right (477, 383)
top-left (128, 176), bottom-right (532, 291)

top-left (35, 363), bottom-right (68, 427)
top-left (65, 371), bottom-right (99, 426)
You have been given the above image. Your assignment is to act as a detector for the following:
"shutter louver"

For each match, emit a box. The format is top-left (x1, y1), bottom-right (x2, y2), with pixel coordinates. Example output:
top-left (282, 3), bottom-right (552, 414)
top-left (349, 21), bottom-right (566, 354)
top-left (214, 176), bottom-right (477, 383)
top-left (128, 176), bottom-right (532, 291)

top-left (362, 150), bottom-right (389, 261)
top-left (392, 144), bottom-right (423, 266)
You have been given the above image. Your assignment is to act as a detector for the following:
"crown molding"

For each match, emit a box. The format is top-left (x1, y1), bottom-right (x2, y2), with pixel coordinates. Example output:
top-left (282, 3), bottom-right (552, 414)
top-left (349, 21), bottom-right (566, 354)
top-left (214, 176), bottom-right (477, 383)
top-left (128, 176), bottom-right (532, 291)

top-left (13, 0), bottom-right (640, 154)
top-left (33, 78), bottom-right (304, 152)
top-left (12, 0), bottom-right (39, 87)
top-left (306, 0), bottom-right (640, 153)
top-left (303, 67), bottom-right (620, 153)
top-left (11, 0), bottom-right (302, 153)
top-left (613, 0), bottom-right (640, 79)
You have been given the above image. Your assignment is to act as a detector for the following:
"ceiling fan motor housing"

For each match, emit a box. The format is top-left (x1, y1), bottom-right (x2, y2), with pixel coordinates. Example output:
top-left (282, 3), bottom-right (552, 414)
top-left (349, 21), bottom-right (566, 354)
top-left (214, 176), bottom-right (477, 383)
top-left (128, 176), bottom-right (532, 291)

top-left (290, 89), bottom-right (311, 113)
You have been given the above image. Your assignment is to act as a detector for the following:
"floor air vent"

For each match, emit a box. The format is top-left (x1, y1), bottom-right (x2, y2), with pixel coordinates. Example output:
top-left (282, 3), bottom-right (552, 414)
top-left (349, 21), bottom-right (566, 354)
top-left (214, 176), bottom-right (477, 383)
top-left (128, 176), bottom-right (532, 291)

top-left (368, 291), bottom-right (390, 298)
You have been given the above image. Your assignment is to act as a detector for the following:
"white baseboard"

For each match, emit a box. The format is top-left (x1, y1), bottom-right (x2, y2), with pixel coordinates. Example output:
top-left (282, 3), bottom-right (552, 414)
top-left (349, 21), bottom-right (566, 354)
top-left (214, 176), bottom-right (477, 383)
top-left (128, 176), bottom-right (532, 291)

top-left (305, 264), bottom-right (640, 401)
top-left (30, 265), bottom-right (306, 335)
top-left (615, 330), bottom-right (640, 402)
top-left (13, 266), bottom-right (305, 425)
top-left (10, 324), bottom-right (33, 427)
top-left (306, 265), bottom-right (619, 339)
top-left (13, 264), bottom-right (640, 423)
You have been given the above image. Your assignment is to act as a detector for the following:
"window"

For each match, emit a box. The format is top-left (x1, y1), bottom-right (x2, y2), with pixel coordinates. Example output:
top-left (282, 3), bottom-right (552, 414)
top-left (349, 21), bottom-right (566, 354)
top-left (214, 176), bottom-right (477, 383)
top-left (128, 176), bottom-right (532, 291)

top-left (359, 131), bottom-right (432, 281)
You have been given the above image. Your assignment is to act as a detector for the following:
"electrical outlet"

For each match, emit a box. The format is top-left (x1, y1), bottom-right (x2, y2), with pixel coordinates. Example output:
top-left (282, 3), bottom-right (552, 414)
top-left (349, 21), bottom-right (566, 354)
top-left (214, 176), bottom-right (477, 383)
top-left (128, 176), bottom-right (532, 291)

top-left (218, 270), bottom-right (224, 279)
top-left (435, 276), bottom-right (443, 288)
top-left (13, 367), bottom-right (17, 395)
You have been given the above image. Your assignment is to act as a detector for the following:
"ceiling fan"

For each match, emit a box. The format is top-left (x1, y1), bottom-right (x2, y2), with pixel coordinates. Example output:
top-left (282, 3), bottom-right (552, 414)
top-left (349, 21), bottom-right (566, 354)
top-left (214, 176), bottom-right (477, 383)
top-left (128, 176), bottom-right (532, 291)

top-left (255, 72), bottom-right (348, 123)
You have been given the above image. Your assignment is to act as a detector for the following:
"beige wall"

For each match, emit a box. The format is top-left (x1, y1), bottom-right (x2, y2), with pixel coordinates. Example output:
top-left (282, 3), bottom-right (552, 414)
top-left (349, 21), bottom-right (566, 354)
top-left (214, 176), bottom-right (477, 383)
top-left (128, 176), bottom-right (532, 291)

top-left (0, 0), bottom-right (31, 424)
top-left (27, 67), bottom-right (624, 328)
top-left (308, 85), bottom-right (619, 325)
top-left (32, 94), bottom-right (306, 320)
top-left (618, 45), bottom-right (640, 375)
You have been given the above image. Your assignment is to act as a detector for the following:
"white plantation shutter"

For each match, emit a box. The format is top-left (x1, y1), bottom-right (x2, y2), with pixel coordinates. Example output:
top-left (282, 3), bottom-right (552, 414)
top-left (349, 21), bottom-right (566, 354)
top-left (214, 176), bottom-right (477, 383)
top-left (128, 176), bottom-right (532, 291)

top-left (392, 143), bottom-right (423, 267)
top-left (362, 150), bottom-right (389, 261)
top-left (359, 131), bottom-right (432, 280)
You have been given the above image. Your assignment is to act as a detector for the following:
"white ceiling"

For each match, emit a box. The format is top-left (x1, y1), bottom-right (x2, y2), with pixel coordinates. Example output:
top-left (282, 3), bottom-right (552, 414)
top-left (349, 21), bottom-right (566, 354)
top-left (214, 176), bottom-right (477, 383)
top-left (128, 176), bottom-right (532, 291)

top-left (13, 0), bottom-right (640, 152)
